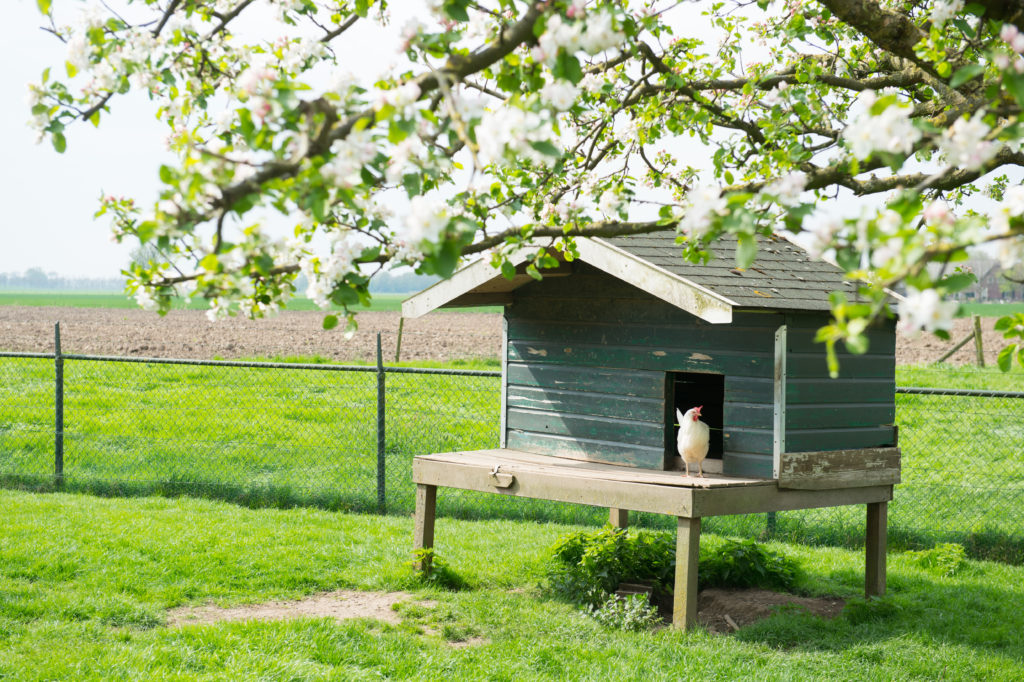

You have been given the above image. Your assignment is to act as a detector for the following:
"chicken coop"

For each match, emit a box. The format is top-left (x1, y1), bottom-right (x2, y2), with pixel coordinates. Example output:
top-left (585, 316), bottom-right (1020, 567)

top-left (402, 231), bottom-right (900, 629)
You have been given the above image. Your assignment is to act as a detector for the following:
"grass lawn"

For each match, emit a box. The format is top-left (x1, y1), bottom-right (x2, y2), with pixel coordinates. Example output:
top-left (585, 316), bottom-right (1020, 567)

top-left (2, 358), bottom-right (1023, 561)
top-left (958, 302), bottom-right (1024, 317)
top-left (0, 291), bottom-right (501, 314)
top-left (1, 489), bottom-right (1022, 680)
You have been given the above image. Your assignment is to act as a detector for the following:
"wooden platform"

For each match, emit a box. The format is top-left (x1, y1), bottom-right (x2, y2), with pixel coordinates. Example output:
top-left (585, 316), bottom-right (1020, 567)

top-left (412, 448), bottom-right (892, 630)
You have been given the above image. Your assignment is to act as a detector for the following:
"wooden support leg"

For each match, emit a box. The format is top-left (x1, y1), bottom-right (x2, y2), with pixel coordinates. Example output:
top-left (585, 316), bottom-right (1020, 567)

top-left (609, 508), bottom-right (629, 529)
top-left (866, 501), bottom-right (887, 597)
top-left (673, 516), bottom-right (701, 630)
top-left (414, 484), bottom-right (437, 571)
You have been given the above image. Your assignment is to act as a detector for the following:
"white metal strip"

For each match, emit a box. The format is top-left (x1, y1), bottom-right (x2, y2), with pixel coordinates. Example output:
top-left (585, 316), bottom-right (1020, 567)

top-left (772, 324), bottom-right (787, 479)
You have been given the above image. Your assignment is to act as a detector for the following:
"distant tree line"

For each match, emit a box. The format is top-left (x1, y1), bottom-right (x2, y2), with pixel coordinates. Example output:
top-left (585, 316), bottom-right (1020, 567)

top-left (0, 268), bottom-right (124, 291)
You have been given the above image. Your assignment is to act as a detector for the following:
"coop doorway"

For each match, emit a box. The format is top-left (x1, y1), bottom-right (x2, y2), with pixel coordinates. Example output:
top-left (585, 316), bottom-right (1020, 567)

top-left (667, 372), bottom-right (724, 471)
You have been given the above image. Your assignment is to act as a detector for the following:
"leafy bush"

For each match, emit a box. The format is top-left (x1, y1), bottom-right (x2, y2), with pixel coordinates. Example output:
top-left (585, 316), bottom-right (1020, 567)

top-left (904, 543), bottom-right (970, 578)
top-left (548, 525), bottom-right (675, 605)
top-left (586, 593), bottom-right (663, 631)
top-left (698, 539), bottom-right (799, 591)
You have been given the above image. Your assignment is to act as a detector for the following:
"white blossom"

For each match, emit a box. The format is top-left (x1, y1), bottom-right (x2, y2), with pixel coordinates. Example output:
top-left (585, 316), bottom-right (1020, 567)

top-left (540, 79), bottom-right (580, 111)
top-left (135, 288), bottom-right (159, 311)
top-left (922, 201), bottom-right (954, 227)
top-left (937, 112), bottom-right (999, 170)
top-left (404, 195), bottom-right (449, 244)
top-left (598, 190), bottom-right (621, 215)
top-left (929, 0), bottom-right (964, 27)
top-left (841, 91), bottom-right (921, 159)
top-left (898, 287), bottom-right (958, 334)
top-left (678, 185), bottom-right (727, 238)
top-left (579, 12), bottom-right (624, 54)
top-left (1002, 24), bottom-right (1024, 54)
top-left (763, 171), bottom-right (806, 206)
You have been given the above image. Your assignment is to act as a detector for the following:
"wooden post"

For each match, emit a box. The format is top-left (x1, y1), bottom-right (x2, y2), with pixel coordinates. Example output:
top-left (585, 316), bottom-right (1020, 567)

top-left (865, 501), bottom-right (887, 597)
top-left (973, 315), bottom-right (985, 367)
top-left (413, 483), bottom-right (437, 571)
top-left (394, 317), bottom-right (405, 363)
top-left (673, 516), bottom-right (701, 630)
top-left (609, 508), bottom-right (629, 528)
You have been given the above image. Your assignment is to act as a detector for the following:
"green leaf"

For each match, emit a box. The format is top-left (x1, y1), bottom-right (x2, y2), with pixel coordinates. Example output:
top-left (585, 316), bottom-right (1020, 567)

top-left (65, 61), bottom-right (77, 78)
top-left (158, 165), bottom-right (175, 184)
top-left (444, 0), bottom-right (470, 22)
top-left (938, 272), bottom-right (977, 294)
top-left (52, 132), bottom-right (66, 154)
top-left (1005, 73), bottom-right (1024, 109)
top-left (500, 260), bottom-right (516, 280)
top-left (735, 233), bottom-right (757, 268)
top-left (553, 52), bottom-right (583, 85)
top-left (994, 315), bottom-right (1016, 332)
top-left (997, 344), bottom-right (1015, 372)
top-left (323, 314), bottom-right (339, 330)
top-left (949, 64), bottom-right (984, 89)
top-left (528, 140), bottom-right (562, 158)
top-left (37, 0), bottom-right (52, 13)
top-left (402, 173), bottom-right (422, 197)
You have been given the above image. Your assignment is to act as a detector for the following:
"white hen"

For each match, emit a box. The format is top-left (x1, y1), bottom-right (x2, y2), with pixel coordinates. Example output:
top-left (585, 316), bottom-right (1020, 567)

top-left (676, 406), bottom-right (710, 478)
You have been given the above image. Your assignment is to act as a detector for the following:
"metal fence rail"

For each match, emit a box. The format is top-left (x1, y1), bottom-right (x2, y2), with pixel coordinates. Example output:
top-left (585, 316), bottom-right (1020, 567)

top-left (2, 331), bottom-right (1023, 562)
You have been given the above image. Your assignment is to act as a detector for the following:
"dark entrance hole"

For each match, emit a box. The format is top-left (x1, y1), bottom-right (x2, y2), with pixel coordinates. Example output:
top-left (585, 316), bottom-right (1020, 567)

top-left (668, 372), bottom-right (724, 462)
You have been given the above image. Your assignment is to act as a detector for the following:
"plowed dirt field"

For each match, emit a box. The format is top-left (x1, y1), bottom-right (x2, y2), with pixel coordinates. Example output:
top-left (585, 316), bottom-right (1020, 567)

top-left (0, 305), bottom-right (1005, 366)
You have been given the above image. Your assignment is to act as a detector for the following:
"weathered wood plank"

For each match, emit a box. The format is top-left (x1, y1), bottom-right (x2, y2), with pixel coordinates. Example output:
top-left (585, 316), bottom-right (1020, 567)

top-left (724, 402), bottom-right (896, 429)
top-left (787, 352), bottom-right (894, 379)
top-left (727, 377), bottom-right (897, 405)
top-left (778, 447), bottom-right (901, 490)
top-left (506, 408), bottom-right (664, 448)
top-left (412, 456), bottom-right (696, 516)
top-left (507, 340), bottom-right (772, 376)
top-left (690, 483), bottom-right (893, 517)
top-left (507, 318), bottom-right (777, 354)
top-left (721, 452), bottom-right (774, 479)
top-left (506, 363), bottom-right (666, 398)
top-left (866, 501), bottom-right (888, 597)
top-left (421, 449), bottom-right (768, 487)
top-left (726, 426), bottom-right (897, 455)
top-left (786, 325), bottom-right (896, 355)
top-left (507, 430), bottom-right (667, 469)
top-left (786, 427), bottom-right (897, 453)
top-left (674, 517), bottom-right (701, 630)
top-left (507, 385), bottom-right (664, 423)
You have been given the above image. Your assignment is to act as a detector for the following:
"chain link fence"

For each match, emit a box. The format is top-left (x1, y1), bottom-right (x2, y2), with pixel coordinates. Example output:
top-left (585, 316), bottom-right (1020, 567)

top-left (2, 331), bottom-right (1023, 562)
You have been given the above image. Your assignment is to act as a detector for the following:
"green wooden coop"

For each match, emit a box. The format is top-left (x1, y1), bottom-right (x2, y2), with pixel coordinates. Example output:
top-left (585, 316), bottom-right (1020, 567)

top-left (403, 231), bottom-right (901, 629)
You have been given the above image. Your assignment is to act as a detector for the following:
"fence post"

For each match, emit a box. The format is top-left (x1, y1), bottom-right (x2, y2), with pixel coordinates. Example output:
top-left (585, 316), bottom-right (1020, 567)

top-left (394, 317), bottom-right (404, 363)
top-left (54, 322), bottom-right (64, 484)
top-left (973, 315), bottom-right (985, 368)
top-left (376, 332), bottom-right (386, 514)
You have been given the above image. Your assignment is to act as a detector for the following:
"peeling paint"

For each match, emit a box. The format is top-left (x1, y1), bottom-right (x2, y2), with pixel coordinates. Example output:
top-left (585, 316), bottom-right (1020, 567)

top-left (526, 347), bottom-right (548, 357)
top-left (689, 353), bottom-right (712, 361)
top-left (652, 350), bottom-right (667, 357)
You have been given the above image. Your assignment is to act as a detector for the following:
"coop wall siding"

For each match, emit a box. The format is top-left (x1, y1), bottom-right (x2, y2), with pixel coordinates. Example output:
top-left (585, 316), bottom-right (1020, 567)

top-left (502, 266), bottom-right (897, 471)
top-left (783, 313), bottom-right (898, 452)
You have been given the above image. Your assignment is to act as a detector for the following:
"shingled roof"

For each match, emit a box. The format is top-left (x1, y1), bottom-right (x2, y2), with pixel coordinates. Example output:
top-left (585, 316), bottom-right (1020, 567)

top-left (602, 231), bottom-right (857, 311)
top-left (402, 230), bottom-right (856, 324)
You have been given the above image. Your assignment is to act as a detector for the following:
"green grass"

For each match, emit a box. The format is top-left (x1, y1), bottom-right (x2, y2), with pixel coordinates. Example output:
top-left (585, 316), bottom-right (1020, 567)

top-left (0, 291), bottom-right (501, 314)
top-left (1, 489), bottom-right (1023, 680)
top-left (2, 358), bottom-right (1023, 561)
top-left (958, 302), bottom-right (1024, 317)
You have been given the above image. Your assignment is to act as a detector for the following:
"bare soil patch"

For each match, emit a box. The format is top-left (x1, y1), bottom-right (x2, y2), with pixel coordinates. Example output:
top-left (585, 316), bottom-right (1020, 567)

top-left (697, 588), bottom-right (845, 634)
top-left (896, 316), bottom-right (1007, 366)
top-left (167, 589), bottom-right (435, 628)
